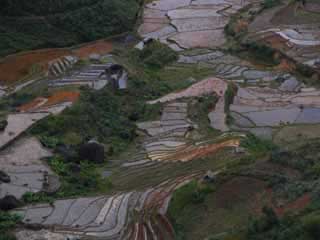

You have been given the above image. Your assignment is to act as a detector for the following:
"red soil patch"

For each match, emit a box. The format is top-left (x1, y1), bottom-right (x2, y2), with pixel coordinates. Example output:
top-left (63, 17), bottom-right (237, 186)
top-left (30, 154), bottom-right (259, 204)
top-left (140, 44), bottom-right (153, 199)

top-left (234, 20), bottom-right (249, 34)
top-left (0, 39), bottom-right (112, 85)
top-left (18, 91), bottom-right (80, 112)
top-left (73, 40), bottom-right (113, 59)
top-left (17, 97), bottom-right (47, 112)
top-left (168, 139), bottom-right (240, 162)
top-left (137, 223), bottom-right (145, 240)
top-left (43, 91), bottom-right (80, 107)
top-left (274, 193), bottom-right (311, 217)
top-left (254, 188), bottom-right (311, 218)
top-left (0, 49), bottom-right (71, 84)
top-left (263, 34), bottom-right (291, 51)
top-left (151, 218), bottom-right (165, 240)
top-left (214, 176), bottom-right (266, 209)
top-left (157, 214), bottom-right (175, 239)
top-left (276, 58), bottom-right (296, 72)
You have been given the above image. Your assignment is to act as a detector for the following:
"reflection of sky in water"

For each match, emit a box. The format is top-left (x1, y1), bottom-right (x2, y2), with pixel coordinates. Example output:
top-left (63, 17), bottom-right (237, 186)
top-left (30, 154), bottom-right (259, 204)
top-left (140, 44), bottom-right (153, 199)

top-left (244, 107), bottom-right (301, 127)
top-left (296, 108), bottom-right (320, 124)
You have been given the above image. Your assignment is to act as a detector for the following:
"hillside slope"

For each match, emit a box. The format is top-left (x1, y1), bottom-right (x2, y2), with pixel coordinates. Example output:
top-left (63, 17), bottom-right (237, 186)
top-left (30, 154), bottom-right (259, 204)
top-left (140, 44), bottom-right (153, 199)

top-left (0, 0), bottom-right (140, 57)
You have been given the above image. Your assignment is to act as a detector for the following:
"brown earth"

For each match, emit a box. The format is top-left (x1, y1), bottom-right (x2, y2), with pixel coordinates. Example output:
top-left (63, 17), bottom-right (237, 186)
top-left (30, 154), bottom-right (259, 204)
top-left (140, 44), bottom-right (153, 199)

top-left (17, 97), bottom-right (47, 112)
top-left (276, 58), bottom-right (296, 72)
top-left (0, 49), bottom-right (71, 84)
top-left (0, 40), bottom-right (113, 85)
top-left (263, 34), bottom-right (290, 52)
top-left (18, 91), bottom-right (80, 112)
top-left (213, 176), bottom-right (266, 209)
top-left (166, 139), bottom-right (240, 162)
top-left (271, 2), bottom-right (320, 25)
top-left (274, 193), bottom-right (311, 217)
top-left (254, 188), bottom-right (311, 218)
top-left (73, 40), bottom-right (113, 58)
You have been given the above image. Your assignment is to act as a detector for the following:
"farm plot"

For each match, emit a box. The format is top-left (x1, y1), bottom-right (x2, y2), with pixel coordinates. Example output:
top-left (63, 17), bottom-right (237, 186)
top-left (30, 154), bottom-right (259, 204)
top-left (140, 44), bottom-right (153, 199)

top-left (14, 175), bottom-right (196, 240)
top-left (229, 85), bottom-right (320, 139)
top-left (0, 137), bottom-right (60, 199)
top-left (248, 2), bottom-right (320, 72)
top-left (139, 0), bottom-right (263, 50)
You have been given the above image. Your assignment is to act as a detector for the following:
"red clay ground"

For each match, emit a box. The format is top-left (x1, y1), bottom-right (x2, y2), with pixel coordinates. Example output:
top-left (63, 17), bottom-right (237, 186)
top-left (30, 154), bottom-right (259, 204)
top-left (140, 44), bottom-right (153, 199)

top-left (0, 40), bottom-right (113, 85)
top-left (274, 193), bottom-right (311, 217)
top-left (0, 49), bottom-right (71, 84)
top-left (213, 176), bottom-right (266, 209)
top-left (73, 40), bottom-right (113, 59)
top-left (254, 188), bottom-right (311, 218)
top-left (17, 91), bottom-right (80, 112)
top-left (167, 139), bottom-right (240, 162)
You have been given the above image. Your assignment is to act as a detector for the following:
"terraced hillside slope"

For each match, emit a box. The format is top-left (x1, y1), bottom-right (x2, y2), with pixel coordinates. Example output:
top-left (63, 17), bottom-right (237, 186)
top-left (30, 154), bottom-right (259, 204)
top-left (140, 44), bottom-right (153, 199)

top-left (1, 0), bottom-right (320, 240)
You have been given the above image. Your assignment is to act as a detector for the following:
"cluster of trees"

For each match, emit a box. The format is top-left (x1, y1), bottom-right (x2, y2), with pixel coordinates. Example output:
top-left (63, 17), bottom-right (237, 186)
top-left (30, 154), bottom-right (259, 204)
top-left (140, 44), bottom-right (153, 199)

top-left (0, 0), bottom-right (141, 56)
top-left (1, 0), bottom-right (100, 16)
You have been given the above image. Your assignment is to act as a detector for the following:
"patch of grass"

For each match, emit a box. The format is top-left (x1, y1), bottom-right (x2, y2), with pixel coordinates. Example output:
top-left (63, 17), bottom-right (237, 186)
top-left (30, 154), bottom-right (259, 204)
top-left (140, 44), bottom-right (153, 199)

top-left (22, 192), bottom-right (54, 204)
top-left (168, 180), bottom-right (214, 239)
top-left (241, 134), bottom-right (277, 157)
top-left (0, 211), bottom-right (21, 240)
top-left (263, 0), bottom-right (281, 9)
top-left (51, 156), bottom-right (112, 198)
top-left (168, 180), bottom-right (213, 219)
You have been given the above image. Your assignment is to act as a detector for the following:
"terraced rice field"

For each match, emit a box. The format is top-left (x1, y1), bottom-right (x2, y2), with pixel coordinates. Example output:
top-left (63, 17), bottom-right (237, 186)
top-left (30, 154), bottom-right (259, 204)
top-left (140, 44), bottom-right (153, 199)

top-left (0, 137), bottom-right (59, 199)
top-left (229, 86), bottom-right (320, 139)
top-left (2, 0), bottom-right (320, 239)
top-left (14, 175), bottom-right (197, 240)
top-left (248, 1), bottom-right (320, 72)
top-left (139, 0), bottom-right (263, 51)
top-left (48, 61), bottom-right (128, 90)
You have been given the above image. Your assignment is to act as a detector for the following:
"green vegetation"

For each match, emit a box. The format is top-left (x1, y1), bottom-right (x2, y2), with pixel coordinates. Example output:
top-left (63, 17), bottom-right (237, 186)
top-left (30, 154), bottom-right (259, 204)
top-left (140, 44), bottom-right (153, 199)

top-left (168, 180), bottom-right (214, 239)
top-left (0, 0), bottom-right (140, 56)
top-left (241, 134), bottom-right (277, 157)
top-left (53, 159), bottom-right (112, 198)
top-left (263, 0), bottom-right (281, 9)
top-left (225, 83), bottom-right (238, 113)
top-left (22, 156), bottom-right (111, 202)
top-left (169, 180), bottom-right (213, 219)
top-left (22, 192), bottom-right (54, 204)
top-left (271, 140), bottom-right (320, 177)
top-left (245, 207), bottom-right (320, 240)
top-left (31, 42), bottom-right (214, 157)
top-left (130, 41), bottom-right (179, 69)
top-left (188, 95), bottom-right (219, 136)
top-left (242, 41), bottom-right (280, 65)
top-left (0, 211), bottom-right (21, 240)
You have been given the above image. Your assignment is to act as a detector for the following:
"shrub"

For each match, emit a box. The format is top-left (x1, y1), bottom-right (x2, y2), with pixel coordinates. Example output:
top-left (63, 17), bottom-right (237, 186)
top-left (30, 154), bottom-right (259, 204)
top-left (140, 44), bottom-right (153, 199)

top-left (303, 214), bottom-right (320, 239)
top-left (241, 134), bottom-right (277, 157)
top-left (131, 41), bottom-right (178, 69)
top-left (248, 207), bottom-right (279, 234)
top-left (49, 156), bottom-right (68, 175)
top-left (243, 41), bottom-right (279, 65)
top-left (0, 211), bottom-right (22, 240)
top-left (225, 83), bottom-right (238, 112)
top-left (22, 192), bottom-right (54, 204)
